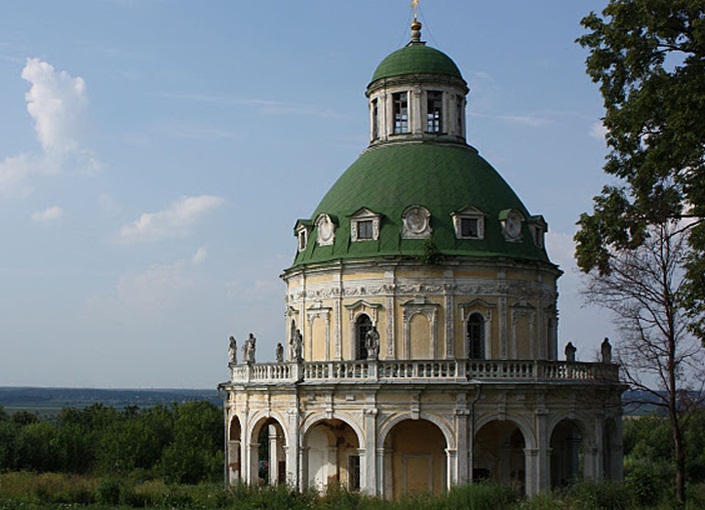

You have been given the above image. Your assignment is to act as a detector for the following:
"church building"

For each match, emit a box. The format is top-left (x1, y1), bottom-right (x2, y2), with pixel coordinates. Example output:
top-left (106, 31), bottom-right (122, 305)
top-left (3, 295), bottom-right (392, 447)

top-left (218, 17), bottom-right (623, 498)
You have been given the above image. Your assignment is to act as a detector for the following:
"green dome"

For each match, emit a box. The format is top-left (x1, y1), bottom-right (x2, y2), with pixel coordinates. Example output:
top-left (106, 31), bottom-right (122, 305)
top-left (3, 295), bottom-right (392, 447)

top-left (370, 44), bottom-right (463, 83)
top-left (292, 142), bottom-right (549, 267)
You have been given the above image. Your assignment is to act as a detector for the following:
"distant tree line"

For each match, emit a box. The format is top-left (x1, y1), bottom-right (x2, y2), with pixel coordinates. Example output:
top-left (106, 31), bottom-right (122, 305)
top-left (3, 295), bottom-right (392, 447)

top-left (0, 401), bottom-right (223, 484)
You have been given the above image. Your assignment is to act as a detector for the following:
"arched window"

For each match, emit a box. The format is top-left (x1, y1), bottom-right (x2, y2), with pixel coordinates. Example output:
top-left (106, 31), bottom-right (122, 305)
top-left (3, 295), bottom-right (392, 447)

top-left (467, 313), bottom-right (485, 359)
top-left (355, 314), bottom-right (372, 360)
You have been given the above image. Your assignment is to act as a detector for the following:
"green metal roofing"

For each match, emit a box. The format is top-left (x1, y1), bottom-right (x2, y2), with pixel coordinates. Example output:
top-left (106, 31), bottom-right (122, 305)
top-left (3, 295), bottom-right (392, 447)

top-left (370, 44), bottom-right (463, 83)
top-left (291, 142), bottom-right (550, 268)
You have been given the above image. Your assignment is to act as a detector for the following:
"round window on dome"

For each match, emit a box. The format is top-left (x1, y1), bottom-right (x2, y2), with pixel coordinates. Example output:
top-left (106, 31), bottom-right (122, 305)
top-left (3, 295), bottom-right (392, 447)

top-left (402, 205), bottom-right (432, 239)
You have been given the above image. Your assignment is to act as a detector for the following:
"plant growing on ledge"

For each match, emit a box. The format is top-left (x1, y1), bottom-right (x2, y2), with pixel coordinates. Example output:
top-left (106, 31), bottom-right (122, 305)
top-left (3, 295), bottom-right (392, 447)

top-left (421, 236), bottom-right (443, 265)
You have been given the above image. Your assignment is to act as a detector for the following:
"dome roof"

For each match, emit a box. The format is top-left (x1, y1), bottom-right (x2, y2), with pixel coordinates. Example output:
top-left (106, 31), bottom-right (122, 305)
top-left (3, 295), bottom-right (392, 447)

top-left (291, 142), bottom-right (549, 267)
top-left (370, 43), bottom-right (463, 84)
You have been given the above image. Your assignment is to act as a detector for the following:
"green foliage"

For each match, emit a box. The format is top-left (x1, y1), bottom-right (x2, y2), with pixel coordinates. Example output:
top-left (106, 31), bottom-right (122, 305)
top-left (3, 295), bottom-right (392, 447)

top-left (563, 479), bottom-right (635, 510)
top-left (575, 0), bottom-right (705, 339)
top-left (420, 237), bottom-right (443, 265)
top-left (158, 401), bottom-right (223, 484)
top-left (95, 478), bottom-right (122, 505)
top-left (16, 422), bottom-right (59, 472)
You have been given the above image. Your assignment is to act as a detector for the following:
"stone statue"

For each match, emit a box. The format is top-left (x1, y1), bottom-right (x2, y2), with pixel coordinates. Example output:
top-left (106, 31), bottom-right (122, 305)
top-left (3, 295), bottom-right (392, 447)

top-left (601, 337), bottom-right (612, 364)
top-left (228, 336), bottom-right (237, 365)
top-left (276, 342), bottom-right (284, 363)
top-left (243, 333), bottom-right (256, 364)
top-left (565, 341), bottom-right (576, 363)
top-left (365, 326), bottom-right (380, 361)
top-left (290, 329), bottom-right (303, 362)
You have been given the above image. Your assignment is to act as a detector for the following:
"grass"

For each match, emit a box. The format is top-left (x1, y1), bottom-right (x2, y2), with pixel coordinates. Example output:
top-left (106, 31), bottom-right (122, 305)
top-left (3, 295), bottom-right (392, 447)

top-left (1, 473), bottom-right (705, 509)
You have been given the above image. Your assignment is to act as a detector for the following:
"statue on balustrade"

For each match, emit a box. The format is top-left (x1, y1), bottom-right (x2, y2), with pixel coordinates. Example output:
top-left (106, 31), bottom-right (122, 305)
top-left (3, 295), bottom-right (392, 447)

top-left (365, 326), bottom-right (380, 361)
top-left (601, 337), bottom-right (612, 364)
top-left (228, 336), bottom-right (237, 365)
top-left (276, 342), bottom-right (284, 363)
top-left (565, 341), bottom-right (576, 362)
top-left (290, 329), bottom-right (303, 362)
top-left (243, 333), bottom-right (256, 364)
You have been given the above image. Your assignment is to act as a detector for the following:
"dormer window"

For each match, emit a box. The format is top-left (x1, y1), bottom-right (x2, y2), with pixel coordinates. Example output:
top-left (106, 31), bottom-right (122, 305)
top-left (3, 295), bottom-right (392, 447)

top-left (426, 91), bottom-right (443, 133)
top-left (295, 225), bottom-right (310, 252)
top-left (350, 208), bottom-right (381, 242)
top-left (357, 220), bottom-right (373, 240)
top-left (393, 92), bottom-right (409, 134)
top-left (452, 207), bottom-right (485, 240)
top-left (461, 218), bottom-right (479, 238)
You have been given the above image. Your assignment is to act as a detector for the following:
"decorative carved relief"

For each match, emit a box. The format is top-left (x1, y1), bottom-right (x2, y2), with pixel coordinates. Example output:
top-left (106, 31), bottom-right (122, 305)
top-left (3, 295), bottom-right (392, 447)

top-left (401, 205), bottom-right (432, 239)
top-left (315, 213), bottom-right (336, 246)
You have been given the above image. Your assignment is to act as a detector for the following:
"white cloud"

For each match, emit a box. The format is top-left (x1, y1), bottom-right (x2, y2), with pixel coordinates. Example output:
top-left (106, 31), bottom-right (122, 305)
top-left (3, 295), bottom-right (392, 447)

top-left (117, 195), bottom-right (225, 243)
top-left (192, 246), bottom-right (208, 265)
top-left (31, 205), bottom-right (64, 223)
top-left (1, 59), bottom-right (100, 198)
top-left (0, 153), bottom-right (34, 197)
top-left (590, 121), bottom-right (608, 141)
top-left (22, 58), bottom-right (88, 155)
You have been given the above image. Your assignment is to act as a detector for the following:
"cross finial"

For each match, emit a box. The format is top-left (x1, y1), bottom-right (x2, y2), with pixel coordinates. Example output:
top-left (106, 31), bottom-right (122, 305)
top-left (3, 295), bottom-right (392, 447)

top-left (409, 0), bottom-right (422, 44)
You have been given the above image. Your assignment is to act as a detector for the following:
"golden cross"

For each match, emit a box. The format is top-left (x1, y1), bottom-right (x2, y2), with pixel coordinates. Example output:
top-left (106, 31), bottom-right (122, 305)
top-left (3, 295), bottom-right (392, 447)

top-left (411, 0), bottom-right (420, 20)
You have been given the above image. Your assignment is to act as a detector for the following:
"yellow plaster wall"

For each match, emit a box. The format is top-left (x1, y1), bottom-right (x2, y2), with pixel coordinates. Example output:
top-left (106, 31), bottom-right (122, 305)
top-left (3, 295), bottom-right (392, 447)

top-left (388, 420), bottom-right (446, 499)
top-left (311, 317), bottom-right (327, 361)
top-left (409, 313), bottom-right (431, 359)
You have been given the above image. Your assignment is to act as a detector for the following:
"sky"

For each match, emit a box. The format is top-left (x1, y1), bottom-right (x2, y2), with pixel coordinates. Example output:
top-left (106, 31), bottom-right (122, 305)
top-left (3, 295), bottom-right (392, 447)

top-left (0, 0), bottom-right (617, 389)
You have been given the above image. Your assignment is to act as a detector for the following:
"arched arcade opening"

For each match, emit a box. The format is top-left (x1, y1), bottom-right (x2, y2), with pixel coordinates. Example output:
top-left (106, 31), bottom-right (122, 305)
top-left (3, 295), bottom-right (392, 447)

top-left (473, 420), bottom-right (526, 492)
top-left (249, 417), bottom-right (287, 486)
top-left (550, 419), bottom-right (583, 489)
top-left (383, 419), bottom-right (447, 499)
top-left (304, 418), bottom-right (361, 491)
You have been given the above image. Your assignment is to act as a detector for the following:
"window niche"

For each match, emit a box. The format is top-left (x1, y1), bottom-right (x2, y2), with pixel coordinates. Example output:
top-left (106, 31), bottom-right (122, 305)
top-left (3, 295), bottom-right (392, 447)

top-left (451, 206), bottom-right (485, 240)
top-left (349, 208), bottom-right (381, 242)
top-left (426, 91), bottom-right (443, 133)
top-left (295, 221), bottom-right (312, 252)
top-left (392, 91), bottom-right (409, 134)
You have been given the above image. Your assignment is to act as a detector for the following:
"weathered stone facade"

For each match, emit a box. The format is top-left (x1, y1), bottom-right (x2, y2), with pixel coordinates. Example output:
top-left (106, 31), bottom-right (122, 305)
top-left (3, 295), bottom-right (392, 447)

top-left (218, 19), bottom-right (623, 498)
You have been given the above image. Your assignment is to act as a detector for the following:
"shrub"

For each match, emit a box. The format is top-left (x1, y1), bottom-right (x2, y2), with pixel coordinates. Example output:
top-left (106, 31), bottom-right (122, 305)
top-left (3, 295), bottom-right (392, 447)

top-left (625, 457), bottom-right (673, 507)
top-left (95, 477), bottom-right (123, 505)
top-left (563, 479), bottom-right (634, 510)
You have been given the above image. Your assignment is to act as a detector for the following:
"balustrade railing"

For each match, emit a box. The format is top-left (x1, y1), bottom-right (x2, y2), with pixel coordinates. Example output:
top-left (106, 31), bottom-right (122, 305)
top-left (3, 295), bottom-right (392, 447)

top-left (228, 359), bottom-right (619, 385)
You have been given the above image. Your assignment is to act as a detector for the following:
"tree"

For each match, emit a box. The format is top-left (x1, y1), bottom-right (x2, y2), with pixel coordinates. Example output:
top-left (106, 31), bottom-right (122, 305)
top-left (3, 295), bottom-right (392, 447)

top-left (576, 0), bottom-right (705, 336)
top-left (580, 222), bottom-right (704, 502)
top-left (576, 1), bottom-right (705, 504)
top-left (159, 401), bottom-right (223, 484)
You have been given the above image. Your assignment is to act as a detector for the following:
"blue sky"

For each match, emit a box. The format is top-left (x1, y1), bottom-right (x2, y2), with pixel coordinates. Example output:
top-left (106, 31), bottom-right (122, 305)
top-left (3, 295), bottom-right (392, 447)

top-left (0, 0), bottom-right (615, 388)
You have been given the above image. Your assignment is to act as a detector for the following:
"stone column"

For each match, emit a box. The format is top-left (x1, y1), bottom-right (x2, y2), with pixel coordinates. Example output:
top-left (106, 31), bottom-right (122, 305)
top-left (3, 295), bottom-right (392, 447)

top-left (535, 407), bottom-right (550, 493)
top-left (445, 448), bottom-right (457, 491)
top-left (364, 408), bottom-right (378, 494)
top-left (268, 425), bottom-right (279, 485)
top-left (248, 441), bottom-right (259, 485)
top-left (286, 407), bottom-right (299, 487)
top-left (455, 408), bottom-right (470, 484)
top-left (376, 447), bottom-right (385, 496)
top-left (524, 448), bottom-right (539, 496)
